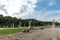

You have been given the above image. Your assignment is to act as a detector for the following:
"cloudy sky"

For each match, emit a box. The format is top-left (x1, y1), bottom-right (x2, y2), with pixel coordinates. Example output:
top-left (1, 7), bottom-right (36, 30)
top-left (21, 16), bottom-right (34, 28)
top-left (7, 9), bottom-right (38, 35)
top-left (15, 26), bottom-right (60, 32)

top-left (0, 0), bottom-right (60, 22)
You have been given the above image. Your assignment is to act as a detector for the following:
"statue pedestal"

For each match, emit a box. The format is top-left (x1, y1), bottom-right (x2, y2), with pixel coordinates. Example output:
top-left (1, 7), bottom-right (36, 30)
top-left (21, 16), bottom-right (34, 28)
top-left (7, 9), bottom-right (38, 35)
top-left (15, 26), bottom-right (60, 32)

top-left (52, 24), bottom-right (55, 28)
top-left (52, 19), bottom-right (55, 28)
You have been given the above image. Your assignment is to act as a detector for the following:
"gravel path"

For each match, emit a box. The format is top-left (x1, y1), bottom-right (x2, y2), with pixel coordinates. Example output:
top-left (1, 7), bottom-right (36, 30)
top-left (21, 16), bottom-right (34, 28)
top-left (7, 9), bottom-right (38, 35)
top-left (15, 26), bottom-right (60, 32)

top-left (0, 28), bottom-right (60, 40)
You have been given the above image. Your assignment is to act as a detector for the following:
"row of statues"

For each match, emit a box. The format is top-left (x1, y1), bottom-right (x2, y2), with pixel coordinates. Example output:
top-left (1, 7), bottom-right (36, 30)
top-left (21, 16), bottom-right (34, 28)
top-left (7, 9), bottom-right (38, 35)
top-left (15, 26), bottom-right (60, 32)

top-left (19, 19), bottom-right (55, 28)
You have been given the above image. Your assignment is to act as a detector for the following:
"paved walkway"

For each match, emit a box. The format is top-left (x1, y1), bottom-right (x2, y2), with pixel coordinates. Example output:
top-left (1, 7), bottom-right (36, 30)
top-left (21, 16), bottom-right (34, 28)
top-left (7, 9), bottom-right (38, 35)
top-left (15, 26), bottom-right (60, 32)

top-left (0, 28), bottom-right (60, 40)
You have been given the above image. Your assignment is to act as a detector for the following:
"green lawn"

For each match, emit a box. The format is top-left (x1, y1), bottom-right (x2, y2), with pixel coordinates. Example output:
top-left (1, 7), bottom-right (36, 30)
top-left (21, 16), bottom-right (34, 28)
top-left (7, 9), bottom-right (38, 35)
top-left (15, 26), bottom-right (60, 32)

top-left (1, 26), bottom-right (60, 35)
top-left (0, 27), bottom-right (39, 35)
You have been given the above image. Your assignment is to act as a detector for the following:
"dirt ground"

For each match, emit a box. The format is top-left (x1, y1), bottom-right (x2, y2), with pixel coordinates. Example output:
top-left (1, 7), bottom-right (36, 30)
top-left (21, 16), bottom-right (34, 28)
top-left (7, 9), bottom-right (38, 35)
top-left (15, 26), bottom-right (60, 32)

top-left (0, 28), bottom-right (60, 40)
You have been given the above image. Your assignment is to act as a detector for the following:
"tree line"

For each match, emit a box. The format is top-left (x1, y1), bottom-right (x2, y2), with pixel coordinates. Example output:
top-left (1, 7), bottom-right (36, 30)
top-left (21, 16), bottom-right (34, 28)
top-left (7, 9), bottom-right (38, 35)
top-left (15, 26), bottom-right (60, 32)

top-left (0, 15), bottom-right (60, 28)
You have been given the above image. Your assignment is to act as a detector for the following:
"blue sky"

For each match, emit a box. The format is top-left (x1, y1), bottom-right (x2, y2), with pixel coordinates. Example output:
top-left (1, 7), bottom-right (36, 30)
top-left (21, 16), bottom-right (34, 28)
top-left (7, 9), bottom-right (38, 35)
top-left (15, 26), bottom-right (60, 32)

top-left (0, 0), bottom-right (60, 22)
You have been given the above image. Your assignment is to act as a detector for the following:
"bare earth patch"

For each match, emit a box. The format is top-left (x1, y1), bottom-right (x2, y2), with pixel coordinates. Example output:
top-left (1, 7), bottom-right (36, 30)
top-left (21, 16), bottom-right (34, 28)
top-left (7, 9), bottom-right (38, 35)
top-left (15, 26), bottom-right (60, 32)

top-left (0, 28), bottom-right (60, 40)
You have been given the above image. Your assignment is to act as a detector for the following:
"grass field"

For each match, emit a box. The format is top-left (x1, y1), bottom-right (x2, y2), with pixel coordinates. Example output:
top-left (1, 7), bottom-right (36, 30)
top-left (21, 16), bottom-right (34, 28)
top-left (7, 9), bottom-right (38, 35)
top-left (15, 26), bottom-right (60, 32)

top-left (0, 26), bottom-right (59, 35)
top-left (0, 27), bottom-right (39, 35)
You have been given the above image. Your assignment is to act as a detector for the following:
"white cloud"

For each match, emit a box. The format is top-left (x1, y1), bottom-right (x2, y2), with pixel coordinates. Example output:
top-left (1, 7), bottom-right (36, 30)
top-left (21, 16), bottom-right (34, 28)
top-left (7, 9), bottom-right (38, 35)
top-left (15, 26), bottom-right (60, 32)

top-left (49, 2), bottom-right (56, 6)
top-left (0, 0), bottom-right (38, 18)
top-left (23, 9), bottom-right (60, 22)
top-left (35, 10), bottom-right (60, 22)
top-left (0, 0), bottom-right (60, 22)
top-left (48, 0), bottom-right (56, 6)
